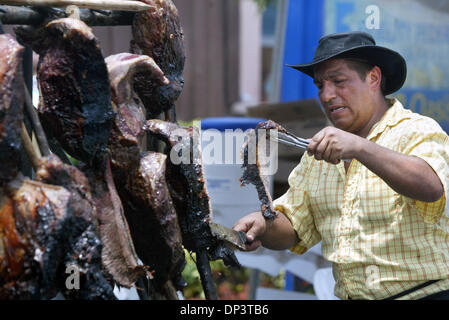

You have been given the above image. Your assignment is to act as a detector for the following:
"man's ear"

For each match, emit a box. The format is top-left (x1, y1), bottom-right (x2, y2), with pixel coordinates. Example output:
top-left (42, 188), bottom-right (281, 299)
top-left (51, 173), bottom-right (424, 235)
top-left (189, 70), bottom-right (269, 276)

top-left (367, 66), bottom-right (382, 91)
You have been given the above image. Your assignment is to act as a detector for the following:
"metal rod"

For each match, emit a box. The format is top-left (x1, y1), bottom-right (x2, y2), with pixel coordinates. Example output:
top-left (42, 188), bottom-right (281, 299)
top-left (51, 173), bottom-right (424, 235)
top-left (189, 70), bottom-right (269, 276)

top-left (0, 0), bottom-right (154, 12)
top-left (0, 5), bottom-right (134, 25)
top-left (23, 84), bottom-right (51, 157)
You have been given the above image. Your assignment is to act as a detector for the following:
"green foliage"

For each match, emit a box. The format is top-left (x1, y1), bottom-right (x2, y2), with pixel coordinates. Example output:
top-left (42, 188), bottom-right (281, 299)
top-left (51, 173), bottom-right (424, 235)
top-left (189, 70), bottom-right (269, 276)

top-left (181, 250), bottom-right (286, 299)
top-left (252, 0), bottom-right (275, 11)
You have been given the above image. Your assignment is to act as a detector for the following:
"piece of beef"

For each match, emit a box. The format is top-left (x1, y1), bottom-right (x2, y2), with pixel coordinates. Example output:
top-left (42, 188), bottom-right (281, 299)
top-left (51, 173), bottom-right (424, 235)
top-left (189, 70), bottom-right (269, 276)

top-left (0, 34), bottom-right (115, 299)
top-left (240, 121), bottom-right (277, 220)
top-left (1, 175), bottom-right (73, 299)
top-left (0, 171), bottom-right (116, 300)
top-left (145, 119), bottom-right (241, 299)
top-left (124, 152), bottom-right (186, 294)
top-left (15, 18), bottom-right (115, 165)
top-left (0, 34), bottom-right (24, 185)
top-left (35, 155), bottom-right (117, 300)
top-left (131, 0), bottom-right (185, 119)
top-left (105, 52), bottom-right (168, 181)
top-left (79, 159), bottom-right (147, 289)
top-left (105, 53), bottom-right (185, 297)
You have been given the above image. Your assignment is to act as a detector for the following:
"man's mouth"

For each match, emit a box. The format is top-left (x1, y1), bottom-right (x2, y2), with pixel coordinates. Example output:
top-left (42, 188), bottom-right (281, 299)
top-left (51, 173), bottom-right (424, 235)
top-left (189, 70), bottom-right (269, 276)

top-left (329, 105), bottom-right (346, 114)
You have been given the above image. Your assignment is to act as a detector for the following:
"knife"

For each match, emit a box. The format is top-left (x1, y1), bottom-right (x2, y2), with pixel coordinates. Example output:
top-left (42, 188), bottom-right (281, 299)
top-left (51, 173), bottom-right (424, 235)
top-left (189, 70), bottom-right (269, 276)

top-left (209, 222), bottom-right (248, 251)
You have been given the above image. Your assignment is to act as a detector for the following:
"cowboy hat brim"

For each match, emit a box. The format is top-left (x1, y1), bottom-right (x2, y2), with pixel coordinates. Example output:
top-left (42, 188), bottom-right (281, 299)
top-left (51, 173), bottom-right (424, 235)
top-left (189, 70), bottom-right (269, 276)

top-left (287, 45), bottom-right (407, 96)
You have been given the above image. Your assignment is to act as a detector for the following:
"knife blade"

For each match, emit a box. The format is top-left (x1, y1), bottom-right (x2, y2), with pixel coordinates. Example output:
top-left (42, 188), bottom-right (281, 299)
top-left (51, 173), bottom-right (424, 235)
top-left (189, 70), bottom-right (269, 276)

top-left (209, 222), bottom-right (248, 251)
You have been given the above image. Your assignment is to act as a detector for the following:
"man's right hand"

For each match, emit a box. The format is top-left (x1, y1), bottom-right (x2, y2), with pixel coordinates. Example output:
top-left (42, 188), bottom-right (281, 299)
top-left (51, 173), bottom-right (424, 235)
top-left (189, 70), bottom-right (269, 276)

top-left (232, 211), bottom-right (266, 251)
top-left (233, 210), bottom-right (299, 252)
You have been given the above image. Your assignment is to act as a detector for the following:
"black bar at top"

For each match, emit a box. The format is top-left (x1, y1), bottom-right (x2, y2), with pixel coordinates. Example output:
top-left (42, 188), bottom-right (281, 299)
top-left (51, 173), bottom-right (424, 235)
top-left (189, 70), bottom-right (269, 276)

top-left (0, 5), bottom-right (134, 26)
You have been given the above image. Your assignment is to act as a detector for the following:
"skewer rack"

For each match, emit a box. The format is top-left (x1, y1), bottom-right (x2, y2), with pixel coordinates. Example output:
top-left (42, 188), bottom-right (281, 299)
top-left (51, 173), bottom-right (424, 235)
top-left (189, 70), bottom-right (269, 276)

top-left (0, 1), bottom-right (219, 301)
top-left (0, 1), bottom-right (152, 299)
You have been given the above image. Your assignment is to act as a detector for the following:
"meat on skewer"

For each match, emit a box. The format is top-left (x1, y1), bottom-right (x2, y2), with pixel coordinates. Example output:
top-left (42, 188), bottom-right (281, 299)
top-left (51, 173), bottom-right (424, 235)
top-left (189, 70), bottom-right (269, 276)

top-left (105, 53), bottom-right (185, 298)
top-left (0, 35), bottom-right (115, 299)
top-left (16, 17), bottom-right (115, 165)
top-left (145, 119), bottom-right (241, 300)
top-left (0, 34), bottom-right (25, 185)
top-left (240, 120), bottom-right (278, 221)
top-left (106, 52), bottom-right (168, 178)
top-left (2, 155), bottom-right (116, 299)
top-left (16, 18), bottom-right (146, 289)
top-left (131, 0), bottom-right (185, 120)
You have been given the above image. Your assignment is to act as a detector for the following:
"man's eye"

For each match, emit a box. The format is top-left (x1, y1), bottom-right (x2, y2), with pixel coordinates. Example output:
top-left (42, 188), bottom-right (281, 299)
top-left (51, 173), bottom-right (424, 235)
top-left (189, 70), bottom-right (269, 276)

top-left (335, 79), bottom-right (346, 84)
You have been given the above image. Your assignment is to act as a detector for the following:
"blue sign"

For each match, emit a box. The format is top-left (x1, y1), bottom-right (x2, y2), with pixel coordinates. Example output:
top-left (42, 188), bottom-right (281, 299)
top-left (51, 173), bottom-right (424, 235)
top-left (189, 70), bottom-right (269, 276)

top-left (324, 0), bottom-right (449, 132)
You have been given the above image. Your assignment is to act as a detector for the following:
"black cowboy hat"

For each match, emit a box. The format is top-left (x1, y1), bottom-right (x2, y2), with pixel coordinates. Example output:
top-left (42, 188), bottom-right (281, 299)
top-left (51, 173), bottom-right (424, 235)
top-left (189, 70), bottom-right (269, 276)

top-left (288, 31), bottom-right (407, 95)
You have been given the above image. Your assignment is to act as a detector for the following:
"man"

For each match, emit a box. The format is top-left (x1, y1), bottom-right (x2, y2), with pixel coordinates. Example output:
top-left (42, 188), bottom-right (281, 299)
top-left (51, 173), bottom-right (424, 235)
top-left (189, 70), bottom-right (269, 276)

top-left (233, 31), bottom-right (449, 300)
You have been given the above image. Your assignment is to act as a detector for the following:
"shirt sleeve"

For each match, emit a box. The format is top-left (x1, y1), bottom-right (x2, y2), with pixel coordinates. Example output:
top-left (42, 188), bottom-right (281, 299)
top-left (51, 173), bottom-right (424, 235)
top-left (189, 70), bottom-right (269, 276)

top-left (272, 153), bottom-right (321, 254)
top-left (400, 117), bottom-right (449, 224)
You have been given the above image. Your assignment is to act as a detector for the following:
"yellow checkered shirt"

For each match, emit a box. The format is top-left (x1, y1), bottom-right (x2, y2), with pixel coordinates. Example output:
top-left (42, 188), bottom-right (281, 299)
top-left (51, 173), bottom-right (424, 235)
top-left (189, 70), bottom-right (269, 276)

top-left (273, 99), bottom-right (449, 300)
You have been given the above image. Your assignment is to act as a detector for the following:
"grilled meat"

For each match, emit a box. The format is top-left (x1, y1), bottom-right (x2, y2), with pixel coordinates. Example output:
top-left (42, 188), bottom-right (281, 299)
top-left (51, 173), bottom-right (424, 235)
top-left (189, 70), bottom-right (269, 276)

top-left (1, 175), bottom-right (75, 299)
top-left (1, 170), bottom-right (116, 300)
top-left (0, 33), bottom-right (114, 300)
top-left (35, 156), bottom-right (116, 300)
top-left (78, 158), bottom-right (146, 289)
top-left (240, 121), bottom-right (277, 220)
top-left (124, 152), bottom-right (185, 294)
top-left (144, 120), bottom-right (240, 267)
top-left (105, 52), bottom-right (168, 180)
top-left (0, 34), bottom-right (24, 185)
top-left (105, 53), bottom-right (185, 296)
top-left (131, 0), bottom-right (185, 119)
top-left (17, 19), bottom-right (145, 289)
top-left (16, 18), bottom-right (115, 165)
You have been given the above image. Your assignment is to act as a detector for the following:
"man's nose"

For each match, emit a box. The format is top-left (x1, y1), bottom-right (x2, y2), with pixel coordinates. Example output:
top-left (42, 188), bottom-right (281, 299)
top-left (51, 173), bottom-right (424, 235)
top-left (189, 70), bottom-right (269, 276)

top-left (320, 82), bottom-right (337, 103)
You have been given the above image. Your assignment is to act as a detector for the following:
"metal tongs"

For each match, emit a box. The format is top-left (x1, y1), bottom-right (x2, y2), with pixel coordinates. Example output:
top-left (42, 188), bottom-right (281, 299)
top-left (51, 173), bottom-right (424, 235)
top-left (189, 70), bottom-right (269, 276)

top-left (270, 128), bottom-right (352, 163)
top-left (270, 129), bottom-right (310, 151)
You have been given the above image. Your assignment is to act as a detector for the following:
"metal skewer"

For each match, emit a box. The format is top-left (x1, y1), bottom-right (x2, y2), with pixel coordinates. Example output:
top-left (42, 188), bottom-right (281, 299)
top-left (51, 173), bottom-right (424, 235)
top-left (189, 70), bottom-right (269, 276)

top-left (0, 0), bottom-right (154, 12)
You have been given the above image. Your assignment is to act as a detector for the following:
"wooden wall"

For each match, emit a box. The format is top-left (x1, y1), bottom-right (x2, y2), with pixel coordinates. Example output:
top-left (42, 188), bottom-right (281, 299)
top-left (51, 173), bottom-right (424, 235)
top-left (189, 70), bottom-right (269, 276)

top-left (172, 0), bottom-right (240, 121)
top-left (95, 0), bottom-right (241, 122)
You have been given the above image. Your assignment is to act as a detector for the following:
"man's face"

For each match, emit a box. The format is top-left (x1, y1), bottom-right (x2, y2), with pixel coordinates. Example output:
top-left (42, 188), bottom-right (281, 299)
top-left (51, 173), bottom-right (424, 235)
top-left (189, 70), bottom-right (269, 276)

top-left (313, 58), bottom-right (378, 136)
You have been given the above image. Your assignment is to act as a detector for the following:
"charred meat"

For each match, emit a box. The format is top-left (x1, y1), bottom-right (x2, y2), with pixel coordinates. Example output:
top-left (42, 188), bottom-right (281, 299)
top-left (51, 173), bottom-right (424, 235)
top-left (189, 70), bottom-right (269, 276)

top-left (16, 18), bottom-right (115, 165)
top-left (1, 170), bottom-right (116, 300)
top-left (0, 34), bottom-right (114, 300)
top-left (240, 121), bottom-right (277, 220)
top-left (17, 19), bottom-right (145, 289)
top-left (35, 156), bottom-right (116, 300)
top-left (144, 120), bottom-right (240, 267)
top-left (105, 53), bottom-right (185, 295)
top-left (0, 34), bottom-right (24, 185)
top-left (124, 152), bottom-right (185, 294)
top-left (105, 52), bottom-right (168, 181)
top-left (78, 158), bottom-right (146, 289)
top-left (131, 0), bottom-right (185, 118)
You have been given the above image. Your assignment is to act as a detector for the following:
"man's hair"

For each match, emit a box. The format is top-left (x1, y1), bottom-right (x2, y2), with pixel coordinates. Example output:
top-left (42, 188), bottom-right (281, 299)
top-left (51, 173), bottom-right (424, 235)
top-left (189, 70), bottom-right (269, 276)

top-left (341, 55), bottom-right (387, 96)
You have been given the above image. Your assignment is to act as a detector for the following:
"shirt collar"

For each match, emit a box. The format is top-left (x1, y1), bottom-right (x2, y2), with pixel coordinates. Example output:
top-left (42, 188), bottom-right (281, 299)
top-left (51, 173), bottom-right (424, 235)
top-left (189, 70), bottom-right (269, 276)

top-left (366, 98), bottom-right (411, 141)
